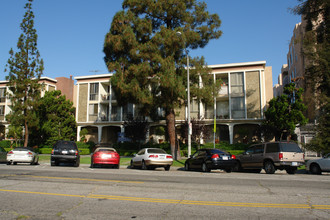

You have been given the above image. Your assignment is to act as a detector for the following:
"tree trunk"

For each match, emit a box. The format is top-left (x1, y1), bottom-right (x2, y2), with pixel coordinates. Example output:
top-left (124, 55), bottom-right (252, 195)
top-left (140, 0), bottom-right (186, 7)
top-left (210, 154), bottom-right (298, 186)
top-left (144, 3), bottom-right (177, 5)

top-left (24, 120), bottom-right (28, 147)
top-left (165, 108), bottom-right (180, 160)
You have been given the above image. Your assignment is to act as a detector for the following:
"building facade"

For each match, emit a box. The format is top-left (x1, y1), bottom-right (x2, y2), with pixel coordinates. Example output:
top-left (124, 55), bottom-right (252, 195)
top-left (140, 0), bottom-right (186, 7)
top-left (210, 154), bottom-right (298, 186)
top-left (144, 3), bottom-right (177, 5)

top-left (0, 76), bottom-right (73, 140)
top-left (75, 61), bottom-right (273, 145)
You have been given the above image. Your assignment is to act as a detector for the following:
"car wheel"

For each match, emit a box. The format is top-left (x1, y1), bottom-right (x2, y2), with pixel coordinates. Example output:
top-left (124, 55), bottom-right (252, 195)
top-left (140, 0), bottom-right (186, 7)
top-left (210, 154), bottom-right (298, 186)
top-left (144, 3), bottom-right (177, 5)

top-left (233, 161), bottom-right (243, 172)
top-left (225, 168), bottom-right (232, 173)
top-left (130, 160), bottom-right (135, 169)
top-left (141, 161), bottom-right (147, 170)
top-left (7, 161), bottom-right (11, 165)
top-left (286, 167), bottom-right (297, 175)
top-left (165, 165), bottom-right (170, 171)
top-left (115, 164), bottom-right (120, 169)
top-left (13, 162), bottom-right (17, 165)
top-left (74, 160), bottom-right (80, 167)
top-left (310, 163), bottom-right (321, 175)
top-left (91, 161), bottom-right (94, 168)
top-left (184, 162), bottom-right (190, 171)
top-left (264, 161), bottom-right (275, 174)
top-left (202, 163), bottom-right (210, 172)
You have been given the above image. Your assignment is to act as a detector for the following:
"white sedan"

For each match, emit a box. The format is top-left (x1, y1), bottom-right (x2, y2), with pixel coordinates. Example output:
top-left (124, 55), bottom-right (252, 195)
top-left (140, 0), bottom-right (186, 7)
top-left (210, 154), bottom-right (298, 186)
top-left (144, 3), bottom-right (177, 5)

top-left (306, 153), bottom-right (330, 175)
top-left (7, 147), bottom-right (39, 165)
top-left (131, 148), bottom-right (173, 171)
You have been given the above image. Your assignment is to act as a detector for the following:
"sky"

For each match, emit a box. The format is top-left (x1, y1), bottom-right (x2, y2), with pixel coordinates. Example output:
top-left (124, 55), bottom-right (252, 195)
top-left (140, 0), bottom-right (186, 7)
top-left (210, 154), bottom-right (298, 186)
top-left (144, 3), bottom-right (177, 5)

top-left (0, 0), bottom-right (302, 86)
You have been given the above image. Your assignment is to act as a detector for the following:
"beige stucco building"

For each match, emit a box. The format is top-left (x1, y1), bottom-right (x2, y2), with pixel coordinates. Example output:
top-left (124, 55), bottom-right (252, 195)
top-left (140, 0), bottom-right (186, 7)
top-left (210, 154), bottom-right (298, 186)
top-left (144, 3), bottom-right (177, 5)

top-left (0, 76), bottom-right (74, 140)
top-left (75, 61), bottom-right (273, 145)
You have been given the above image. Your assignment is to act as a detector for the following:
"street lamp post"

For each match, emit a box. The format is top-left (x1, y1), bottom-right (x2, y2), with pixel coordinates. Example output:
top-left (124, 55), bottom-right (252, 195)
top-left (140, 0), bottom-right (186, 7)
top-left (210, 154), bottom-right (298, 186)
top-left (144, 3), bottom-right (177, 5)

top-left (177, 31), bottom-right (191, 158)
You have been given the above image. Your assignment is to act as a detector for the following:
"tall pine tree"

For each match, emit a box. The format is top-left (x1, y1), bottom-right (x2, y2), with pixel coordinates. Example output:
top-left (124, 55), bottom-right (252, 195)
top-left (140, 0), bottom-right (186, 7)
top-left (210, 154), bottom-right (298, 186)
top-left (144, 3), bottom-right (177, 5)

top-left (104, 0), bottom-right (222, 158)
top-left (5, 0), bottom-right (44, 147)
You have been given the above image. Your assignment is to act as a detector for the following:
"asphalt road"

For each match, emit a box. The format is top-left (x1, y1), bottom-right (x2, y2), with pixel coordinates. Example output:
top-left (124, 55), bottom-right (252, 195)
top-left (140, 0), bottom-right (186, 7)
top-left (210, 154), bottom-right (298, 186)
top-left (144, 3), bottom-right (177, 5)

top-left (0, 163), bottom-right (329, 220)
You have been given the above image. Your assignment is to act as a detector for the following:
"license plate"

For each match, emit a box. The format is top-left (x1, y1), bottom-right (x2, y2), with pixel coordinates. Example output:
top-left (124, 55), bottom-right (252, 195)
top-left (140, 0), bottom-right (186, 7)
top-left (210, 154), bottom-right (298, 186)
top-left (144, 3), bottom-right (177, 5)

top-left (62, 150), bottom-right (68, 154)
top-left (159, 155), bottom-right (165, 159)
top-left (222, 156), bottom-right (228, 160)
top-left (292, 162), bottom-right (298, 166)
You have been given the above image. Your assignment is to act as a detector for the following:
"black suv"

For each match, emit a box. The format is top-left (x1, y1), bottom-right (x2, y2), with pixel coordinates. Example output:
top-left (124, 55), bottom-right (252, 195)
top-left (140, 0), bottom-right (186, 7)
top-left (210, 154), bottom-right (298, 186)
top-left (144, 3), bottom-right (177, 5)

top-left (51, 141), bottom-right (80, 167)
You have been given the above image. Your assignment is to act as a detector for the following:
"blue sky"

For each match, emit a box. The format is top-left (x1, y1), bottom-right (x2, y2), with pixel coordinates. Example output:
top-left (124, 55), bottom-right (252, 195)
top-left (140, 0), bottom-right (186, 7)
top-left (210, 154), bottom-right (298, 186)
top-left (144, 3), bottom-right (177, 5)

top-left (0, 0), bottom-right (302, 86)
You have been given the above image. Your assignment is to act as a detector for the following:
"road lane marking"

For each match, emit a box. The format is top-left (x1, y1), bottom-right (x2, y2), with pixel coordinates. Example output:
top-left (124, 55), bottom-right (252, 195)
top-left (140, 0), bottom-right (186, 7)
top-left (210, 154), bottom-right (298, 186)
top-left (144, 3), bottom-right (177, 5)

top-left (0, 189), bottom-right (329, 210)
top-left (0, 174), bottom-right (143, 184)
top-left (29, 175), bottom-right (144, 184)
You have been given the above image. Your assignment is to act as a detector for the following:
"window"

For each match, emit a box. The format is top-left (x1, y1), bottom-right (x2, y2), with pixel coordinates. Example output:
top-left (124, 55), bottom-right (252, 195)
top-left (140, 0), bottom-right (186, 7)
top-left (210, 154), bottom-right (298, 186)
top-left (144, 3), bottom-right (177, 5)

top-left (253, 145), bottom-right (264, 154)
top-left (265, 143), bottom-right (279, 153)
top-left (230, 72), bottom-right (244, 94)
top-left (231, 97), bottom-right (244, 119)
top-left (0, 106), bottom-right (4, 116)
top-left (191, 99), bottom-right (199, 113)
top-left (89, 83), bottom-right (99, 101)
top-left (89, 104), bottom-right (98, 115)
top-left (0, 88), bottom-right (5, 103)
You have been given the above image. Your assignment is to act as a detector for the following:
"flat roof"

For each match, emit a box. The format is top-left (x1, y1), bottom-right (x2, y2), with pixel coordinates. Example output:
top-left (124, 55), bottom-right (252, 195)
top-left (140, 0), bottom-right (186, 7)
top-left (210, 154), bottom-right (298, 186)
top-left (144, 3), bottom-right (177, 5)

top-left (74, 73), bottom-right (113, 80)
top-left (208, 61), bottom-right (266, 69)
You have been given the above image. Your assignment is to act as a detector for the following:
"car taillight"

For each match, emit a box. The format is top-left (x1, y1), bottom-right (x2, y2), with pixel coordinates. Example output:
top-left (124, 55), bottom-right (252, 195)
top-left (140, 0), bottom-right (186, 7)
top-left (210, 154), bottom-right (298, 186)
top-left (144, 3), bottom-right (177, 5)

top-left (149, 155), bottom-right (158, 158)
top-left (51, 149), bottom-right (54, 154)
top-left (279, 153), bottom-right (283, 160)
top-left (8, 151), bottom-right (13, 154)
top-left (28, 152), bottom-right (33, 155)
top-left (75, 150), bottom-right (78, 156)
top-left (211, 154), bottom-right (219, 159)
top-left (166, 155), bottom-right (173, 159)
top-left (231, 155), bottom-right (236, 159)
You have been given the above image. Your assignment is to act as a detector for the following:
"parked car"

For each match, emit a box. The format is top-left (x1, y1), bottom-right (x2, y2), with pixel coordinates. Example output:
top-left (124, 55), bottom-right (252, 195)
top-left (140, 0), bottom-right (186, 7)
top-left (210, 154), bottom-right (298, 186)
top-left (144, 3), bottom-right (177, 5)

top-left (306, 153), bottom-right (330, 175)
top-left (51, 140), bottom-right (80, 167)
top-left (7, 147), bottom-right (39, 165)
top-left (235, 142), bottom-right (304, 174)
top-left (184, 148), bottom-right (236, 173)
top-left (131, 148), bottom-right (173, 171)
top-left (0, 146), bottom-right (7, 163)
top-left (91, 146), bottom-right (120, 168)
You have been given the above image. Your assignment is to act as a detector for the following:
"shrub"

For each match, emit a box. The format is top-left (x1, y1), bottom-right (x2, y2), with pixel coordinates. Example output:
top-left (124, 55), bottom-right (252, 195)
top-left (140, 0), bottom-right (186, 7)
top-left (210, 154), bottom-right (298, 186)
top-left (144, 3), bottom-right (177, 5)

top-left (0, 140), bottom-right (11, 148)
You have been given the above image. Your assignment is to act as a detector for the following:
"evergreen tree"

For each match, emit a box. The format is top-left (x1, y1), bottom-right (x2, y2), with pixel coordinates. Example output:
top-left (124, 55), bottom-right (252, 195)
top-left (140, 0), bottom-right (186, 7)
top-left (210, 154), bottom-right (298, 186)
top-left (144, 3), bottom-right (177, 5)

top-left (292, 0), bottom-right (329, 153)
top-left (4, 0), bottom-right (44, 147)
top-left (30, 90), bottom-right (76, 147)
top-left (263, 83), bottom-right (308, 141)
top-left (104, 0), bottom-right (222, 158)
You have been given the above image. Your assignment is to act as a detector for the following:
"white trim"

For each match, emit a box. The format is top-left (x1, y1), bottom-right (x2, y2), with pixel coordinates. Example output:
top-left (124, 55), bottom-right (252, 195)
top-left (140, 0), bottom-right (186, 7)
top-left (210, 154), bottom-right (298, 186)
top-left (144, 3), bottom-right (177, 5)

top-left (208, 61), bottom-right (266, 69)
top-left (228, 72), bottom-right (231, 119)
top-left (243, 71), bottom-right (247, 119)
top-left (74, 73), bottom-right (112, 80)
top-left (40, 76), bottom-right (57, 83)
top-left (259, 70), bottom-right (263, 118)
top-left (76, 83), bottom-right (80, 123)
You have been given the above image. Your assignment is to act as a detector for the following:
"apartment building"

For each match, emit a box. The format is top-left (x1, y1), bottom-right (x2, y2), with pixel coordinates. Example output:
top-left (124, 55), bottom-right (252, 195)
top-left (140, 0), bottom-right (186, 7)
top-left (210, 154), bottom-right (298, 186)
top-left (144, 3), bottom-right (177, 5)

top-left (75, 61), bottom-right (273, 145)
top-left (0, 76), bottom-right (74, 140)
top-left (273, 19), bottom-right (319, 152)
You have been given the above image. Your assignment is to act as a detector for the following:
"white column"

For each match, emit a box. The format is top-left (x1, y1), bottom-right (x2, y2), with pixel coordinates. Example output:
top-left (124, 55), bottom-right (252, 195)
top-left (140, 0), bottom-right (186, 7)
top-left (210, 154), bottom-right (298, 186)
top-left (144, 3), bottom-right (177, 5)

top-left (98, 126), bottom-right (102, 144)
top-left (77, 126), bottom-right (81, 142)
top-left (229, 124), bottom-right (234, 144)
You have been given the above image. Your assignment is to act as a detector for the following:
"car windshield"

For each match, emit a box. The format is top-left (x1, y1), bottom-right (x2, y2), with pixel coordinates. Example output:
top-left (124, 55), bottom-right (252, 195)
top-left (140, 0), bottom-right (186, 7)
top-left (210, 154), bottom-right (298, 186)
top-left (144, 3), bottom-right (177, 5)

top-left (147, 149), bottom-right (166, 154)
top-left (280, 143), bottom-right (302, 152)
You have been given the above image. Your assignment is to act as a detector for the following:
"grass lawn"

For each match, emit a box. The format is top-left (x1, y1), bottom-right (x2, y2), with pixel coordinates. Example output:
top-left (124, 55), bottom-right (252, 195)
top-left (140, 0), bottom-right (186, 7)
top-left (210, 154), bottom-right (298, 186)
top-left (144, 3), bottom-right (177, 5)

top-left (38, 155), bottom-right (186, 167)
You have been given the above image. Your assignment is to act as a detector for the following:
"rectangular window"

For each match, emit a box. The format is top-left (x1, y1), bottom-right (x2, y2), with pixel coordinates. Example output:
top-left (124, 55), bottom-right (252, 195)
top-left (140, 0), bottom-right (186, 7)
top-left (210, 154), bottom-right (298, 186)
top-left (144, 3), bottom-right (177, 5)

top-left (231, 97), bottom-right (244, 119)
top-left (0, 88), bottom-right (5, 103)
top-left (230, 72), bottom-right (244, 94)
top-left (0, 106), bottom-right (4, 116)
top-left (89, 104), bottom-right (98, 115)
top-left (89, 83), bottom-right (99, 101)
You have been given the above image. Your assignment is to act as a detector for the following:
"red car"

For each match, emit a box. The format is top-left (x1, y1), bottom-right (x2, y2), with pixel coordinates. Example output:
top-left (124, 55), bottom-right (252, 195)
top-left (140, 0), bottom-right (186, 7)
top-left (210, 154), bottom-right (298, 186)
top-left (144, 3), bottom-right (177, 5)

top-left (91, 147), bottom-right (120, 168)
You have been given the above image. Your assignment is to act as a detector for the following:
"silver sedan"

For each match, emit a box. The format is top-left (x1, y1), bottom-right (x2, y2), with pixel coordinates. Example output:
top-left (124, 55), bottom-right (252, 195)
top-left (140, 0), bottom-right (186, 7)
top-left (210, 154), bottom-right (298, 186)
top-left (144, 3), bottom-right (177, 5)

top-left (7, 147), bottom-right (39, 165)
top-left (306, 153), bottom-right (330, 175)
top-left (131, 148), bottom-right (173, 171)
